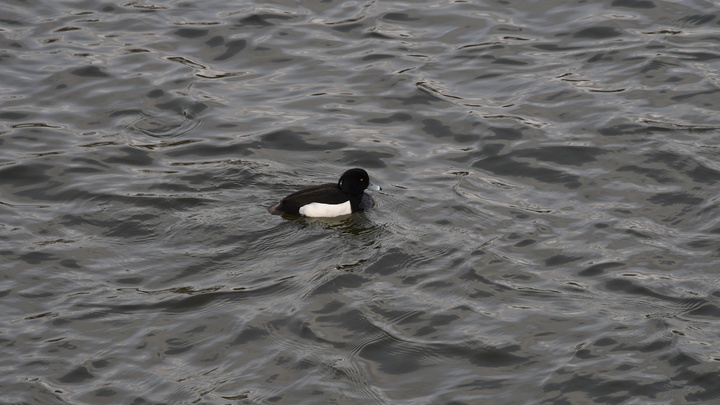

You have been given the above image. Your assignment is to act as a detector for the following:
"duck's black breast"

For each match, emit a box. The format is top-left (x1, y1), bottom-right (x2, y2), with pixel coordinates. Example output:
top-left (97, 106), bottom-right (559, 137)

top-left (359, 193), bottom-right (375, 211)
top-left (268, 183), bottom-right (349, 216)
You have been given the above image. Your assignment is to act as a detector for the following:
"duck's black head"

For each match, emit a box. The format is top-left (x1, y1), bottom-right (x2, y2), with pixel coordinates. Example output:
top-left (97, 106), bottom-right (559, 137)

top-left (338, 168), bottom-right (381, 196)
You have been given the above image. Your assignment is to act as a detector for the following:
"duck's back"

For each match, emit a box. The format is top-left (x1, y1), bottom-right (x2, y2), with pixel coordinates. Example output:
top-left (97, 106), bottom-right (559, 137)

top-left (268, 183), bottom-right (347, 215)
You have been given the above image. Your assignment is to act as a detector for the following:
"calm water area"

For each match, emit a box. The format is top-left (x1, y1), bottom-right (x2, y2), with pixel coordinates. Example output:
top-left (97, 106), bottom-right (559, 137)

top-left (2, 0), bottom-right (720, 404)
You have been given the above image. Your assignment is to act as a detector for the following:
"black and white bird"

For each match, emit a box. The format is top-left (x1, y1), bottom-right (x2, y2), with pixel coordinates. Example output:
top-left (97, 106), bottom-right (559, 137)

top-left (268, 168), bottom-right (381, 217)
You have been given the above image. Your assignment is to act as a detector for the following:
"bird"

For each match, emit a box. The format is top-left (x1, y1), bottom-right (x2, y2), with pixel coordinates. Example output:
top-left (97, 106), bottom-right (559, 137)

top-left (268, 168), bottom-right (381, 217)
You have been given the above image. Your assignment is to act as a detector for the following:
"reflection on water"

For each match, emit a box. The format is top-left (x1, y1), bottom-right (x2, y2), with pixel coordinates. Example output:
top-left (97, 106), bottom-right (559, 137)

top-left (2, 0), bottom-right (720, 403)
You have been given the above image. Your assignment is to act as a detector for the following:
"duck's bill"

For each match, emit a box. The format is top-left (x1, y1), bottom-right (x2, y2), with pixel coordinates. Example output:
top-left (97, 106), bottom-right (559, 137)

top-left (367, 182), bottom-right (382, 191)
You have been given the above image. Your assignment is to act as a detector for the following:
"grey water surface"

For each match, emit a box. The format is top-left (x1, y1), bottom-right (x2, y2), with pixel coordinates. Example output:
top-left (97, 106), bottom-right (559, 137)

top-left (2, 0), bottom-right (720, 404)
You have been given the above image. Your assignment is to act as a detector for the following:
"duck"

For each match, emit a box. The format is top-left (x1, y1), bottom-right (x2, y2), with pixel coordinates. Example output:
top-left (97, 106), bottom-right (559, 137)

top-left (268, 168), bottom-right (381, 217)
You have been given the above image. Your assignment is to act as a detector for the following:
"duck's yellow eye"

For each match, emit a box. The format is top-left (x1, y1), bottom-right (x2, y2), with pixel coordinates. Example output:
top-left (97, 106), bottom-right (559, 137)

top-left (360, 178), bottom-right (364, 181)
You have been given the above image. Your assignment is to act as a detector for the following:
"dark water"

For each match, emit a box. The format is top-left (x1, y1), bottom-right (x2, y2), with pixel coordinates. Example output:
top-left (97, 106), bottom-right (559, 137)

top-left (2, 0), bottom-right (720, 403)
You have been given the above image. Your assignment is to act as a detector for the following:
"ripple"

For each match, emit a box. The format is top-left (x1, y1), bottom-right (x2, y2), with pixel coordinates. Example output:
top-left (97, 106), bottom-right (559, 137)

top-left (3, 0), bottom-right (720, 403)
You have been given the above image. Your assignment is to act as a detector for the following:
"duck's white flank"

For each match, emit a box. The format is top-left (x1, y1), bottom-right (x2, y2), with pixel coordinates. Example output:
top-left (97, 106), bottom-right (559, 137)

top-left (298, 201), bottom-right (352, 217)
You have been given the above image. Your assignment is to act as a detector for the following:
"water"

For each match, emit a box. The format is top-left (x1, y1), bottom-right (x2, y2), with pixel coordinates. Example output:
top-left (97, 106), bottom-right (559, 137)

top-left (2, 0), bottom-right (720, 403)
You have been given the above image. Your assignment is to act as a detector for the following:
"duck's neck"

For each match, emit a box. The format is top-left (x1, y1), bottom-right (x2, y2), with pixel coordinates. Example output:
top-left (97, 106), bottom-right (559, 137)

top-left (348, 193), bottom-right (364, 212)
